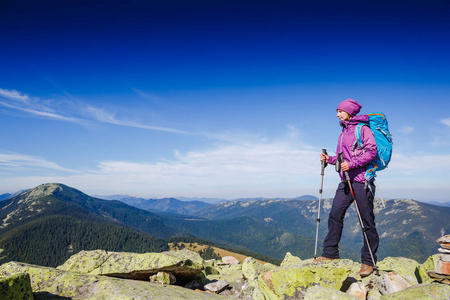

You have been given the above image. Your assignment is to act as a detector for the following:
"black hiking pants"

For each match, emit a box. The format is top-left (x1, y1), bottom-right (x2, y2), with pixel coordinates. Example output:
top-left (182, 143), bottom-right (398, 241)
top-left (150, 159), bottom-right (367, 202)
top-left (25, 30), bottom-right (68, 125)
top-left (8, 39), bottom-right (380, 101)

top-left (322, 181), bottom-right (379, 266)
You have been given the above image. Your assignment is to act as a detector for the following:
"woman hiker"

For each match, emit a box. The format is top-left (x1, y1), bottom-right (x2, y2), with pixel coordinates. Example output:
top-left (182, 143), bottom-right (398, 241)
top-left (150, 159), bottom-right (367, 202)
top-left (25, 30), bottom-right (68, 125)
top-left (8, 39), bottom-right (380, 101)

top-left (314, 98), bottom-right (379, 277)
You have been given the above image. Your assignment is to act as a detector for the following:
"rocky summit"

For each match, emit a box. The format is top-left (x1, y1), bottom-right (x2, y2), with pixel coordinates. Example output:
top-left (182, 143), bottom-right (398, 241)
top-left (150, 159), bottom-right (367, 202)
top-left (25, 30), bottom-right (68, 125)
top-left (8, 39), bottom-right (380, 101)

top-left (1, 248), bottom-right (450, 300)
top-left (428, 234), bottom-right (450, 285)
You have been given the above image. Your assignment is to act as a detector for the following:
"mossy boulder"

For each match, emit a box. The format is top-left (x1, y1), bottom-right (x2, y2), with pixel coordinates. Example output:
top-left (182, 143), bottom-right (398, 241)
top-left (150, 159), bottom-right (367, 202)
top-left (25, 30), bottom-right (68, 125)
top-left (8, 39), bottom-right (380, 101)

top-left (0, 273), bottom-right (33, 300)
top-left (415, 254), bottom-right (440, 284)
top-left (377, 257), bottom-right (419, 279)
top-left (204, 261), bottom-right (243, 284)
top-left (303, 285), bottom-right (358, 299)
top-left (242, 257), bottom-right (275, 287)
top-left (57, 249), bottom-right (204, 283)
top-left (0, 261), bottom-right (227, 299)
top-left (280, 252), bottom-right (302, 267)
top-left (150, 271), bottom-right (177, 285)
top-left (380, 283), bottom-right (450, 299)
top-left (258, 259), bottom-right (358, 299)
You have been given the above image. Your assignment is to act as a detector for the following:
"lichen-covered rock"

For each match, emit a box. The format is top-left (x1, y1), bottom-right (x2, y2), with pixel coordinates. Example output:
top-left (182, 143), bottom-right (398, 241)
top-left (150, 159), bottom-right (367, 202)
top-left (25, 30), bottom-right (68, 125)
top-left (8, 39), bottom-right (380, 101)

top-left (205, 260), bottom-right (243, 284)
top-left (57, 249), bottom-right (204, 283)
top-left (415, 254), bottom-right (439, 284)
top-left (56, 249), bottom-right (110, 274)
top-left (258, 259), bottom-right (358, 299)
top-left (242, 257), bottom-right (273, 287)
top-left (150, 271), bottom-right (177, 285)
top-left (377, 257), bottom-right (419, 279)
top-left (380, 283), bottom-right (450, 299)
top-left (303, 285), bottom-right (357, 300)
top-left (0, 261), bottom-right (227, 299)
top-left (280, 252), bottom-right (302, 267)
top-left (0, 273), bottom-right (33, 300)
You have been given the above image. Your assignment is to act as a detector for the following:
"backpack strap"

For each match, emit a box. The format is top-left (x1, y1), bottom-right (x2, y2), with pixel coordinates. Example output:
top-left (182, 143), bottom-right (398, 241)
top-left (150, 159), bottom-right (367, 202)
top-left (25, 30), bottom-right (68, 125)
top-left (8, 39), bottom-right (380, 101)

top-left (352, 123), bottom-right (367, 152)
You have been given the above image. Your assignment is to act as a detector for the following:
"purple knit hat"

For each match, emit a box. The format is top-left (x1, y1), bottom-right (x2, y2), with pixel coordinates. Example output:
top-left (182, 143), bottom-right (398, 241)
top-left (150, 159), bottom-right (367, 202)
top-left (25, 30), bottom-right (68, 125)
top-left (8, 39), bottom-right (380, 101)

top-left (336, 99), bottom-right (362, 116)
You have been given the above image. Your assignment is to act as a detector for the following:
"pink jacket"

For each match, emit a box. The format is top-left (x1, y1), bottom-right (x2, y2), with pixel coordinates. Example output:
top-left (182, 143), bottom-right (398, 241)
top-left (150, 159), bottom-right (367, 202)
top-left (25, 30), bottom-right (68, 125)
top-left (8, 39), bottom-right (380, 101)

top-left (328, 114), bottom-right (377, 183)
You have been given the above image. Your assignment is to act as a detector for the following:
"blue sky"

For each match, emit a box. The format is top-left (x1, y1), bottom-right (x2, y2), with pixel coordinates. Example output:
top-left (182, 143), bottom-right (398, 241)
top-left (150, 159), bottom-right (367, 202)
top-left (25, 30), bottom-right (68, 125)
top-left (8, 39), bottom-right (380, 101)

top-left (1, 0), bottom-right (450, 202)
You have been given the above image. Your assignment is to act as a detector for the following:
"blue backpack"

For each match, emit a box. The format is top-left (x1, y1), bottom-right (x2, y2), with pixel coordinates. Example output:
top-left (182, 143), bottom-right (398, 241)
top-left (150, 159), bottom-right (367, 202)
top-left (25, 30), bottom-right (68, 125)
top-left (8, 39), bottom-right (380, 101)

top-left (354, 113), bottom-right (393, 182)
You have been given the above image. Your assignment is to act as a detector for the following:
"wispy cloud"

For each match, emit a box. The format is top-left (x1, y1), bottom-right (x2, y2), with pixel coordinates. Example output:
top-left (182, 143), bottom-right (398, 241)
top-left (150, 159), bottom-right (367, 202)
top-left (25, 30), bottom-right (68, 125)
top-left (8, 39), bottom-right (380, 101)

top-left (0, 89), bottom-right (30, 101)
top-left (22, 139), bottom-right (322, 198)
top-left (2, 138), bottom-right (450, 201)
top-left (440, 118), bottom-right (450, 127)
top-left (0, 88), bottom-right (87, 125)
top-left (0, 88), bottom-right (192, 135)
top-left (0, 152), bottom-right (76, 173)
top-left (85, 105), bottom-right (192, 135)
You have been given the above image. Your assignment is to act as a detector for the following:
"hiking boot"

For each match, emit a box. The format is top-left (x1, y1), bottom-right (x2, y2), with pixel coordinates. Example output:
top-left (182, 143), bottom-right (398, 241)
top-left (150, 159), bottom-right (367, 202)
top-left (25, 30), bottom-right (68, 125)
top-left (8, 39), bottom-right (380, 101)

top-left (313, 256), bottom-right (337, 263)
top-left (360, 264), bottom-right (373, 277)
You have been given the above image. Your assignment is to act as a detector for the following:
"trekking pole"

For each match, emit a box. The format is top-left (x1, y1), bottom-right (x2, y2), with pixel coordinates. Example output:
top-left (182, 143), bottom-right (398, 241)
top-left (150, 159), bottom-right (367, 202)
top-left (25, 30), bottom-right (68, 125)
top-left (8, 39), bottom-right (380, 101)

top-left (338, 152), bottom-right (379, 276)
top-left (314, 149), bottom-right (328, 259)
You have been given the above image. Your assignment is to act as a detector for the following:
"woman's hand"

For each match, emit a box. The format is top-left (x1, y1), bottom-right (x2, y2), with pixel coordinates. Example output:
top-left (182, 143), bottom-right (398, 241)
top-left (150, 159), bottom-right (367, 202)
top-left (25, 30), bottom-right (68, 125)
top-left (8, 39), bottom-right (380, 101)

top-left (341, 161), bottom-right (350, 172)
top-left (320, 153), bottom-right (329, 163)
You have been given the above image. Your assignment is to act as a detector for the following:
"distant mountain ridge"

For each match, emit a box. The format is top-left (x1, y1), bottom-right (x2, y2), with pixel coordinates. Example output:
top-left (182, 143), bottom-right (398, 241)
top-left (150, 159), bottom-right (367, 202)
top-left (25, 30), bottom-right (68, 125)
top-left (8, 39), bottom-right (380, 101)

top-left (192, 197), bottom-right (450, 263)
top-left (0, 183), bottom-right (322, 267)
top-left (97, 194), bottom-right (319, 215)
top-left (1, 183), bottom-right (448, 268)
top-left (0, 183), bottom-right (181, 238)
top-left (106, 196), bottom-right (211, 215)
top-left (0, 189), bottom-right (29, 201)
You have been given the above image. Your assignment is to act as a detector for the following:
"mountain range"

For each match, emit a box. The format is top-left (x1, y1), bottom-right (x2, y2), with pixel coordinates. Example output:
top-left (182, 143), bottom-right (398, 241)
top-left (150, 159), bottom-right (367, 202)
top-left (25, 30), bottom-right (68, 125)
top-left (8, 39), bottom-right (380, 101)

top-left (1, 183), bottom-right (449, 268)
top-left (101, 195), bottom-right (211, 215)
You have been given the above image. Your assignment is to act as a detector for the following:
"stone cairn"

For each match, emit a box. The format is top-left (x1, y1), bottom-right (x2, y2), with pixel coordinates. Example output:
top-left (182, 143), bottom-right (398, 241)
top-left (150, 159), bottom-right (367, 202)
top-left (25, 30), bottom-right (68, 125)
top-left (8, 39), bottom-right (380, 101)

top-left (428, 234), bottom-right (450, 285)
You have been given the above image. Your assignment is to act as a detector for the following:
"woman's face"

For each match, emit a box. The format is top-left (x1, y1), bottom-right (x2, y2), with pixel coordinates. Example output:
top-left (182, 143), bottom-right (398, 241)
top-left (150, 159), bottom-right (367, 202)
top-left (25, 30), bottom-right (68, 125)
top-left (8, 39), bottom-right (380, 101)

top-left (336, 109), bottom-right (352, 121)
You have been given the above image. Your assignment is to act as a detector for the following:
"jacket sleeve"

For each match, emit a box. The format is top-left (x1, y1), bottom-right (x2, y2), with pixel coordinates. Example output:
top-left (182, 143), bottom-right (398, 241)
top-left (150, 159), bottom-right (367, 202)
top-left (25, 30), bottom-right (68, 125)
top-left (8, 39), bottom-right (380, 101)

top-left (348, 125), bottom-right (377, 169)
top-left (328, 155), bottom-right (337, 165)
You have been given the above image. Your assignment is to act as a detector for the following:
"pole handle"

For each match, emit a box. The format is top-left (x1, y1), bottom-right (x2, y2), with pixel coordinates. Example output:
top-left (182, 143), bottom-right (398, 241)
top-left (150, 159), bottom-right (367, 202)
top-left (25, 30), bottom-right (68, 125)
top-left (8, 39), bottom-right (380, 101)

top-left (337, 152), bottom-right (351, 182)
top-left (321, 149), bottom-right (328, 175)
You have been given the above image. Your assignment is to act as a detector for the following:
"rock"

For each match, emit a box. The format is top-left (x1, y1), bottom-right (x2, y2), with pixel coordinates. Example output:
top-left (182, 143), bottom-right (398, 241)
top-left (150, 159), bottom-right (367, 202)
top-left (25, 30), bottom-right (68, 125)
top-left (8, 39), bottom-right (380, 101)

top-left (242, 257), bottom-right (271, 287)
top-left (416, 254), bottom-right (440, 284)
top-left (252, 287), bottom-right (267, 300)
top-left (150, 271), bottom-right (177, 285)
top-left (346, 281), bottom-right (367, 299)
top-left (0, 261), bottom-right (226, 299)
top-left (221, 256), bottom-right (240, 265)
top-left (441, 243), bottom-right (450, 250)
top-left (205, 261), bottom-right (243, 285)
top-left (280, 252), bottom-right (302, 267)
top-left (57, 249), bottom-right (204, 284)
top-left (436, 260), bottom-right (450, 275)
top-left (377, 257), bottom-right (419, 279)
top-left (204, 279), bottom-right (229, 293)
top-left (0, 273), bottom-right (33, 300)
top-left (439, 248), bottom-right (450, 254)
top-left (403, 275), bottom-right (418, 286)
top-left (367, 288), bottom-right (382, 300)
top-left (3, 249), bottom-right (449, 299)
top-left (437, 235), bottom-right (450, 243)
top-left (304, 285), bottom-right (358, 300)
top-left (380, 283), bottom-right (450, 299)
top-left (441, 254), bottom-right (450, 262)
top-left (258, 259), bottom-right (358, 299)
top-left (427, 271), bottom-right (450, 285)
top-left (380, 272), bottom-right (411, 295)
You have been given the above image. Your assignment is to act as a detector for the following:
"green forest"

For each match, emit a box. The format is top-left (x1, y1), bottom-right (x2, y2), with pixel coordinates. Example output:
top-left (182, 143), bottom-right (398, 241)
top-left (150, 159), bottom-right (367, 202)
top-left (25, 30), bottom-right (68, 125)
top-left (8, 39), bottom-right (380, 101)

top-left (0, 215), bottom-right (169, 266)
